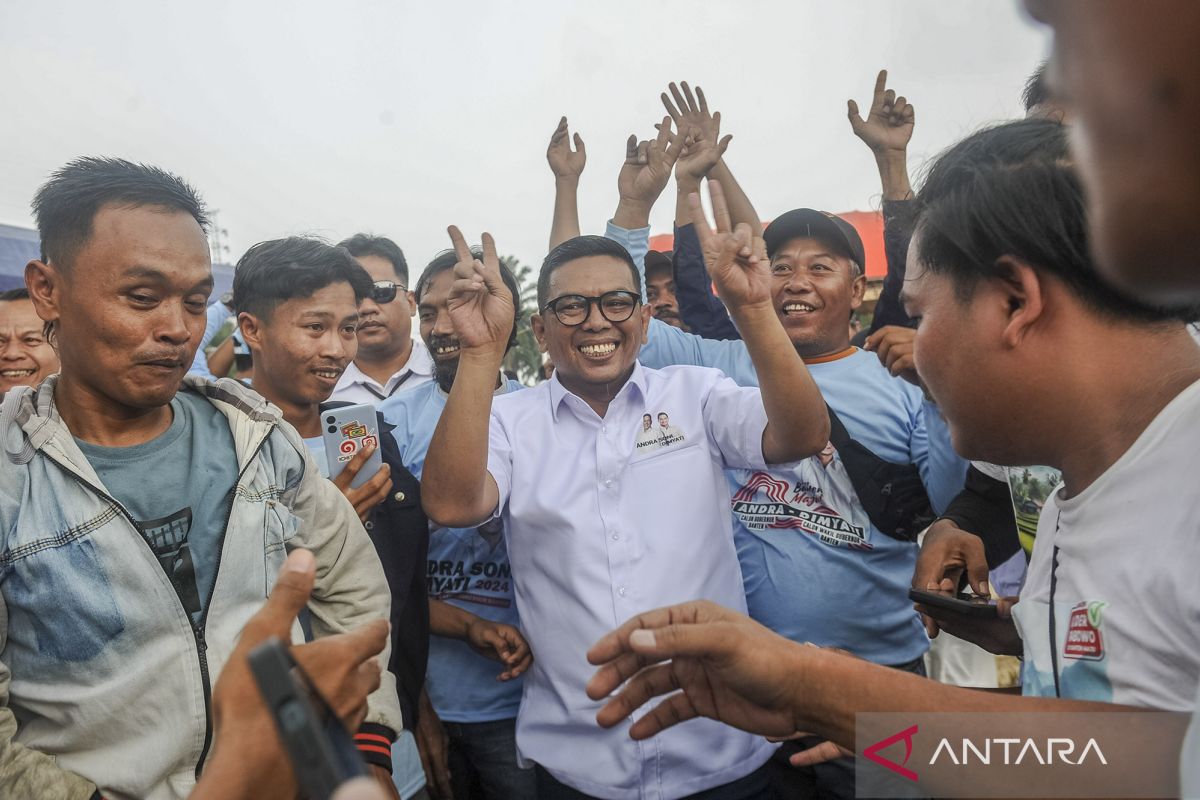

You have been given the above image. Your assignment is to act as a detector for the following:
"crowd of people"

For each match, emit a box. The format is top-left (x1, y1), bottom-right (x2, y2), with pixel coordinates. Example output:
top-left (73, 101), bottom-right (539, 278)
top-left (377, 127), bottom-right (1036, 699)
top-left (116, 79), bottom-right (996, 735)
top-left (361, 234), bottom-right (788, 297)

top-left (1, 2), bottom-right (1198, 799)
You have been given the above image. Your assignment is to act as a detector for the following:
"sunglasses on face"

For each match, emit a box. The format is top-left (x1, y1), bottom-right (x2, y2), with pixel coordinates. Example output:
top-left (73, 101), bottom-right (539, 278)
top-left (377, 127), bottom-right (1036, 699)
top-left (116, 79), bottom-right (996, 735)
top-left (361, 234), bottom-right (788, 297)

top-left (542, 290), bottom-right (641, 327)
top-left (370, 281), bottom-right (406, 304)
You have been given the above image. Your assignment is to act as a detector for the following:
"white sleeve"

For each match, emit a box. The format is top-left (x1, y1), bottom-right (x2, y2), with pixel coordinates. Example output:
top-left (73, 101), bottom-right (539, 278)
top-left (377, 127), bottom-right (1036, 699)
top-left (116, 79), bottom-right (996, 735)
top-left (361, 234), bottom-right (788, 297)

top-left (700, 373), bottom-right (770, 471)
top-left (485, 409), bottom-right (514, 519)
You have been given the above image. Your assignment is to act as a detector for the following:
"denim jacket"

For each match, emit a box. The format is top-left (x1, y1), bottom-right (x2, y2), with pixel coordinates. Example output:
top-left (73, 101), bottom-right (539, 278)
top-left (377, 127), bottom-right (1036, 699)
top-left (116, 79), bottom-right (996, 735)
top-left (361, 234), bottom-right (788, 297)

top-left (0, 376), bottom-right (401, 800)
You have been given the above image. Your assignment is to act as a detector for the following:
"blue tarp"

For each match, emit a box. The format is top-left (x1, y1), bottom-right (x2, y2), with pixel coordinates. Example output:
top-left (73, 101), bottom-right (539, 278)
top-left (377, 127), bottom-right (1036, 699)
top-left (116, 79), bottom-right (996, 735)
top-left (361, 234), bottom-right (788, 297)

top-left (0, 222), bottom-right (234, 295)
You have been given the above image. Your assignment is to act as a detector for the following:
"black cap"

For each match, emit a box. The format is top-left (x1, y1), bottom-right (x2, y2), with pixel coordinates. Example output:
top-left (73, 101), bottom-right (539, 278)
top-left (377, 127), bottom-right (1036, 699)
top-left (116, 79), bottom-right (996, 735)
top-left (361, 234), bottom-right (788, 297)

top-left (644, 249), bottom-right (672, 276)
top-left (763, 209), bottom-right (866, 273)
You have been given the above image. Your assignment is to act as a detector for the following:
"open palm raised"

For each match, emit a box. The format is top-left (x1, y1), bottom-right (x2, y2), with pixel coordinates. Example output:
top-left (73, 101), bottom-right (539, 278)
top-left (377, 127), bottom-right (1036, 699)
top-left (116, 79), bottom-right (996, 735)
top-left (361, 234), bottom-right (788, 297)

top-left (445, 226), bottom-right (515, 354)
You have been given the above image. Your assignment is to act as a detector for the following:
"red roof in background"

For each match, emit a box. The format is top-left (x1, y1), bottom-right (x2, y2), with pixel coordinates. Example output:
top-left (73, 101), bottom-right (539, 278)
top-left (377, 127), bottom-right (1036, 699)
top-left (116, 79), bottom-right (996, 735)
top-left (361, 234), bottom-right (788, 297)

top-left (648, 210), bottom-right (887, 280)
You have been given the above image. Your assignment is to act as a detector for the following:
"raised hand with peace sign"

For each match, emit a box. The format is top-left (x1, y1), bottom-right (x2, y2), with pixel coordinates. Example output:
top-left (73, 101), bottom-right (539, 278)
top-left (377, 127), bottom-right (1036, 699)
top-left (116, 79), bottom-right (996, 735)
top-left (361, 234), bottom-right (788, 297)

top-left (685, 180), bottom-right (831, 463)
top-left (688, 180), bottom-right (771, 313)
top-left (444, 226), bottom-right (515, 359)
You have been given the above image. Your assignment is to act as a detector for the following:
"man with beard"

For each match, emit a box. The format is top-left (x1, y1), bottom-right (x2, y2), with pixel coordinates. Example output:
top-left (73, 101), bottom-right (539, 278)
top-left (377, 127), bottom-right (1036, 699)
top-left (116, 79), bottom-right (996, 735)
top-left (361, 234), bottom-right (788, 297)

top-left (644, 251), bottom-right (688, 331)
top-left (332, 234), bottom-right (433, 404)
top-left (0, 288), bottom-right (58, 393)
top-left (377, 248), bottom-right (534, 800)
top-left (0, 157), bottom-right (400, 799)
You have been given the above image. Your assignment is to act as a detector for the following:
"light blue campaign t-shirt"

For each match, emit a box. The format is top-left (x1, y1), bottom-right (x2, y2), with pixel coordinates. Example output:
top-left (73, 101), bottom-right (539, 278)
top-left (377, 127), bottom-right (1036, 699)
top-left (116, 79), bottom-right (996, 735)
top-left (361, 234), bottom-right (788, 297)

top-left (379, 377), bottom-right (526, 723)
top-left (641, 322), bottom-right (967, 666)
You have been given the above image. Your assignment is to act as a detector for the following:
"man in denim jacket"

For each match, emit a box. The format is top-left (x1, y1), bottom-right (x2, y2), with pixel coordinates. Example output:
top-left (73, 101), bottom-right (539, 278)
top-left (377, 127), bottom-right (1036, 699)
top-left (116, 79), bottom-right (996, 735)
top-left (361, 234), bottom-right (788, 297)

top-left (0, 157), bottom-right (401, 800)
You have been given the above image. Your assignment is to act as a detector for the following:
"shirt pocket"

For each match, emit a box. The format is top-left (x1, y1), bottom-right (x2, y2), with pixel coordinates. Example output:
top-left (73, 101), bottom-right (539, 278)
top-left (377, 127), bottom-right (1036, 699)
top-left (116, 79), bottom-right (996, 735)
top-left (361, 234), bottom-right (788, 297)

top-left (263, 499), bottom-right (302, 595)
top-left (627, 436), bottom-right (704, 469)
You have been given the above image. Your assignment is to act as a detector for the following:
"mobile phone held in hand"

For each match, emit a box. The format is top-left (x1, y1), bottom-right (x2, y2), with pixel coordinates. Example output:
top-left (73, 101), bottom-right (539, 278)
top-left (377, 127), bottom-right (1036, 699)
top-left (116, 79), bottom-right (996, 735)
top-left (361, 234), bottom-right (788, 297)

top-left (321, 404), bottom-right (383, 489)
top-left (908, 588), bottom-right (1000, 618)
top-left (248, 637), bottom-right (367, 800)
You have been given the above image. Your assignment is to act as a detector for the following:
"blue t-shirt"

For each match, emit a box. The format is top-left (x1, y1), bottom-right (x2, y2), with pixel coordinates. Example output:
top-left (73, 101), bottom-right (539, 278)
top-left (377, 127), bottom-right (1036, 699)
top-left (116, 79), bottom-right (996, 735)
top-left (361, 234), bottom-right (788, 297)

top-left (641, 322), bottom-right (968, 665)
top-left (75, 390), bottom-right (239, 625)
top-left (379, 378), bottom-right (526, 723)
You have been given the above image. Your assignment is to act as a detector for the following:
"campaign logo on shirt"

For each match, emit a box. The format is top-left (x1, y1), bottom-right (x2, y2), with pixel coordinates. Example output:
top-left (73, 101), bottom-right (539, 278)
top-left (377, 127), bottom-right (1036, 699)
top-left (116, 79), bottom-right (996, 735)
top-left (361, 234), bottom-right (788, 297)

top-left (732, 442), bottom-right (872, 550)
top-left (1063, 601), bottom-right (1107, 661)
top-left (427, 518), bottom-right (513, 609)
top-left (634, 410), bottom-right (687, 453)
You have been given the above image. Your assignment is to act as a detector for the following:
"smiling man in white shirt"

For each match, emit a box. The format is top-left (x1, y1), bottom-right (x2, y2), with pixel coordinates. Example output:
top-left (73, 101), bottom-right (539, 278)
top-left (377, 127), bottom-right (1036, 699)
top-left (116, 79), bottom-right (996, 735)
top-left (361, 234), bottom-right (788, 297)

top-left (420, 182), bottom-right (829, 800)
top-left (332, 234), bottom-right (434, 404)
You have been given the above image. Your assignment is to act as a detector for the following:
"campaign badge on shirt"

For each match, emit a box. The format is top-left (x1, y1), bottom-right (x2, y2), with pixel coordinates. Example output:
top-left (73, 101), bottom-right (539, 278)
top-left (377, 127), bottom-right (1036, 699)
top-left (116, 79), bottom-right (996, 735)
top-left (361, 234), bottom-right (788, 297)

top-left (1063, 600), bottom-right (1107, 661)
top-left (634, 410), bottom-right (688, 455)
top-left (731, 442), bottom-right (873, 550)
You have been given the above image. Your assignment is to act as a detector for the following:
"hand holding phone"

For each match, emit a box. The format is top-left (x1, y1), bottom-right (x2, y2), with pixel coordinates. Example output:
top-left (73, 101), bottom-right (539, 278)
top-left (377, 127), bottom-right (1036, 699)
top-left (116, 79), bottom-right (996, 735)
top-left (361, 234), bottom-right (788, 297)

top-left (322, 405), bottom-right (385, 490)
top-left (249, 638), bottom-right (368, 800)
top-left (908, 589), bottom-right (1024, 656)
top-left (907, 588), bottom-right (998, 617)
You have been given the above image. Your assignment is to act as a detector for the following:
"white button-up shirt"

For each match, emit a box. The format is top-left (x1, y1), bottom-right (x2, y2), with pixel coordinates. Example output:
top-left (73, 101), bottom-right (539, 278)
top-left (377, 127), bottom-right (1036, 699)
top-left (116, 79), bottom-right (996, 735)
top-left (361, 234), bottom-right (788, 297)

top-left (330, 339), bottom-right (434, 404)
top-left (486, 361), bottom-right (776, 800)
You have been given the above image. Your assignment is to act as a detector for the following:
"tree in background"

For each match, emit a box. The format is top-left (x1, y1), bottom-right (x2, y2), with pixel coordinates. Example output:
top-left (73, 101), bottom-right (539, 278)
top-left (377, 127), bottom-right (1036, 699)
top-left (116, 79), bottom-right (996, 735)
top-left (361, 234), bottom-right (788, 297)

top-left (501, 255), bottom-right (545, 385)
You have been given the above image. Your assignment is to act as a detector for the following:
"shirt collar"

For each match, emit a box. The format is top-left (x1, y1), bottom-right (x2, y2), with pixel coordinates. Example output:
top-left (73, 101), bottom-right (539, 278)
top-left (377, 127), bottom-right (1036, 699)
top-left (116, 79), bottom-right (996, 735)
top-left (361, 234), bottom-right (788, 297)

top-left (343, 339), bottom-right (435, 388)
top-left (548, 360), bottom-right (647, 422)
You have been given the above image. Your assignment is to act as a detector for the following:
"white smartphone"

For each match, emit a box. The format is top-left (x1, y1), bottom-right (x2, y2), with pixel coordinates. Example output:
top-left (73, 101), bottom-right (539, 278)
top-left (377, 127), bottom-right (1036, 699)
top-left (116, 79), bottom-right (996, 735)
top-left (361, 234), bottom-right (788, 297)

top-left (320, 404), bottom-right (383, 489)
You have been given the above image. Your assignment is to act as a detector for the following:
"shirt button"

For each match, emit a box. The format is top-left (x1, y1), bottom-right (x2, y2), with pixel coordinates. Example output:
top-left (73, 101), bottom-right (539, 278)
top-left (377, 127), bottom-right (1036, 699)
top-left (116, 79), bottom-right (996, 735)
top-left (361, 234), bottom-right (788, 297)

top-left (364, 521), bottom-right (374, 531)
top-left (611, 532), bottom-right (619, 541)
top-left (393, 491), bottom-right (406, 502)
top-left (618, 586), bottom-right (627, 597)
top-left (604, 479), bottom-right (612, 488)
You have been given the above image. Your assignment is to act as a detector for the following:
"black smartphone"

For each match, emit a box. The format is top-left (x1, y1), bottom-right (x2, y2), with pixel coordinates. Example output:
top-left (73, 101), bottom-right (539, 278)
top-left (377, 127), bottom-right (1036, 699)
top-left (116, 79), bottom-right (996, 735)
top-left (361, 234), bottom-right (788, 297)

top-left (908, 588), bottom-right (1000, 618)
top-left (248, 637), bottom-right (367, 800)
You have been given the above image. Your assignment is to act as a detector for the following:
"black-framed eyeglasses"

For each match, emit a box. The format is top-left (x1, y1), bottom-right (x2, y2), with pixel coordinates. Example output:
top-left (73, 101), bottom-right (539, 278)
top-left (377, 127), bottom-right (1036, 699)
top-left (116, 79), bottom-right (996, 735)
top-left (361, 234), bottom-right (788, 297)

top-left (542, 290), bottom-right (641, 327)
top-left (371, 281), bottom-right (406, 304)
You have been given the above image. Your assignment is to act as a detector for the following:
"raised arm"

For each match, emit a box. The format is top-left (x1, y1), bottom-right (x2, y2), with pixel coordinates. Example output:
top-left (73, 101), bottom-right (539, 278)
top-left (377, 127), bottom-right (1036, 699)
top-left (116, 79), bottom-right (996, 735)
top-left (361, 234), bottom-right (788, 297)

top-left (690, 181), bottom-right (829, 461)
top-left (848, 69), bottom-right (915, 202)
top-left (662, 82), bottom-right (762, 234)
top-left (611, 118), bottom-right (680, 231)
top-left (849, 69), bottom-right (919, 332)
top-left (420, 228), bottom-right (514, 528)
top-left (547, 116), bottom-right (586, 250)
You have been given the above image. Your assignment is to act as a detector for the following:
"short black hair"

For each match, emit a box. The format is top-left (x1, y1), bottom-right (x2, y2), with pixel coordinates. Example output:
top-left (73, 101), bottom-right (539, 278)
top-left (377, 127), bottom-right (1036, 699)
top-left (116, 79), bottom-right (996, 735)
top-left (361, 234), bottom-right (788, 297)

top-left (414, 248), bottom-right (523, 353)
top-left (537, 235), bottom-right (641, 308)
top-left (0, 288), bottom-right (31, 302)
top-left (913, 119), bottom-right (1196, 323)
top-left (232, 236), bottom-right (373, 322)
top-left (1022, 62), bottom-right (1051, 114)
top-left (32, 157), bottom-right (209, 269)
top-left (337, 233), bottom-right (409, 285)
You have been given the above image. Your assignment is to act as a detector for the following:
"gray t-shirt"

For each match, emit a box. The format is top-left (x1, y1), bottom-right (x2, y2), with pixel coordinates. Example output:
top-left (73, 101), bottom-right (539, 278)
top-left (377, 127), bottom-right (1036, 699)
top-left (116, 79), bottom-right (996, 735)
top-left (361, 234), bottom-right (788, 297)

top-left (76, 390), bottom-right (239, 624)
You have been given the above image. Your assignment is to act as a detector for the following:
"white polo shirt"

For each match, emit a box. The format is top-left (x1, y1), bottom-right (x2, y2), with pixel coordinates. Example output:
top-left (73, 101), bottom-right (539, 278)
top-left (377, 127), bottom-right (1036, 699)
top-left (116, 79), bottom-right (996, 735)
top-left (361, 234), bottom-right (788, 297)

top-left (486, 361), bottom-right (776, 800)
top-left (330, 339), bottom-right (434, 404)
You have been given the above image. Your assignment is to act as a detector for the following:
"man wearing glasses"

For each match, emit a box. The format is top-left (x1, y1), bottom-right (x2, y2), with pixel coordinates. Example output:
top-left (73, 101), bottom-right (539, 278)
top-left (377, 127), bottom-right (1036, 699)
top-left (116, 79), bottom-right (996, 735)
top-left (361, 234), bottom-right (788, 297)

top-left (422, 183), bottom-right (830, 800)
top-left (333, 234), bottom-right (434, 404)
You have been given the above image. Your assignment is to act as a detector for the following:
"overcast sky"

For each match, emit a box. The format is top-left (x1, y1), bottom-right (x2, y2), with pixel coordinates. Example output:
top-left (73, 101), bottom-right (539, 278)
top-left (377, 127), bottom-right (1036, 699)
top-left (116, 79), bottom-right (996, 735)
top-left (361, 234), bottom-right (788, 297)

top-left (0, 0), bottom-right (1047, 273)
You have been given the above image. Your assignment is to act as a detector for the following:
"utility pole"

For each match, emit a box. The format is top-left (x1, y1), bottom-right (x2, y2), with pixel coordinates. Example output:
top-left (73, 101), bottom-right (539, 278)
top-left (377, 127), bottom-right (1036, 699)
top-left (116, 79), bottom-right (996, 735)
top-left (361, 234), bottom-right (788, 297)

top-left (209, 210), bottom-right (231, 265)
